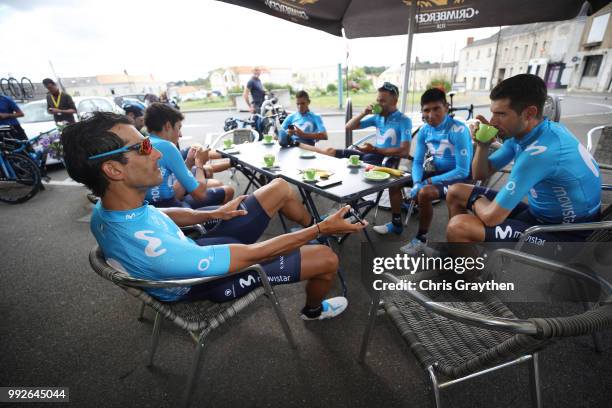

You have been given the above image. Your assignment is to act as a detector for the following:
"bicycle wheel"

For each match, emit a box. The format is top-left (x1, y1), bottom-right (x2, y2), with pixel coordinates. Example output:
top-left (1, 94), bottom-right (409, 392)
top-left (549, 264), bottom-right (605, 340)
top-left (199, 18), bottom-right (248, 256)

top-left (0, 153), bottom-right (41, 203)
top-left (7, 77), bottom-right (21, 99)
top-left (20, 77), bottom-right (35, 99)
top-left (0, 78), bottom-right (9, 96)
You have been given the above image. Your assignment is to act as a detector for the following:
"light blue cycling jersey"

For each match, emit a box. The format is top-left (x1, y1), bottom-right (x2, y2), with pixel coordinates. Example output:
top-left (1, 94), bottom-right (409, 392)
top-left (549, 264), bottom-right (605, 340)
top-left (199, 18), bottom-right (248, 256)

top-left (145, 135), bottom-right (199, 203)
top-left (412, 115), bottom-right (472, 183)
top-left (490, 119), bottom-right (601, 224)
top-left (279, 111), bottom-right (326, 146)
top-left (91, 201), bottom-right (231, 301)
top-left (359, 110), bottom-right (412, 149)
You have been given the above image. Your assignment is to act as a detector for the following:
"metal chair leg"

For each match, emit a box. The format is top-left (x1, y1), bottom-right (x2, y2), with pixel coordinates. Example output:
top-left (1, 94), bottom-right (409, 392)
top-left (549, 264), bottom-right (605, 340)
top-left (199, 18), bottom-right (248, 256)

top-left (147, 312), bottom-right (162, 366)
top-left (182, 333), bottom-right (207, 408)
top-left (259, 273), bottom-right (297, 349)
top-left (404, 199), bottom-right (416, 226)
top-left (358, 292), bottom-right (381, 363)
top-left (137, 301), bottom-right (146, 321)
top-left (427, 366), bottom-right (442, 408)
top-left (528, 353), bottom-right (543, 408)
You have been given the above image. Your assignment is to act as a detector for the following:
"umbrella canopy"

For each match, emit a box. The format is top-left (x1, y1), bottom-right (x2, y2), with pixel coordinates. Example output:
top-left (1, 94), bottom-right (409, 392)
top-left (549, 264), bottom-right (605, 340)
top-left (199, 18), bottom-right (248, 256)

top-left (216, 0), bottom-right (608, 39)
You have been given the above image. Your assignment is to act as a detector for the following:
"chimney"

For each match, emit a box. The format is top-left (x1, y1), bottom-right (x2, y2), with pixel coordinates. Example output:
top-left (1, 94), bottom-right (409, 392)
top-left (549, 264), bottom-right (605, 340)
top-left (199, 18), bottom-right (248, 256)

top-left (467, 37), bottom-right (474, 46)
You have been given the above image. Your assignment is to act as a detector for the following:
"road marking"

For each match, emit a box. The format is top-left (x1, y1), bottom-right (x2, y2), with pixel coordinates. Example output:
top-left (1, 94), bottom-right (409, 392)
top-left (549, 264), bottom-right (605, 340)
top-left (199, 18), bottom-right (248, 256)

top-left (586, 102), bottom-right (612, 111)
top-left (43, 178), bottom-right (82, 186)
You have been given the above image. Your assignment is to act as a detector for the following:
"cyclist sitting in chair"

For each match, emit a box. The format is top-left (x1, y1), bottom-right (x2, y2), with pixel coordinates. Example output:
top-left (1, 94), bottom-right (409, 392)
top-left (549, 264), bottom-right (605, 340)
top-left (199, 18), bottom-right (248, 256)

top-left (374, 88), bottom-right (472, 247)
top-left (61, 111), bottom-right (366, 319)
top-left (278, 91), bottom-right (327, 147)
top-left (143, 103), bottom-right (234, 208)
top-left (298, 82), bottom-right (412, 230)
top-left (446, 74), bottom-right (601, 245)
top-left (0, 94), bottom-right (26, 141)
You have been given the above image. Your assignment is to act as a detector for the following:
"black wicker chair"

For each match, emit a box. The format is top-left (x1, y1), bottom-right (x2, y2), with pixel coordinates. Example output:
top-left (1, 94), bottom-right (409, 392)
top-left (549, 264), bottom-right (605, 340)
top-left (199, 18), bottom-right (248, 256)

top-left (359, 254), bottom-right (612, 408)
top-left (89, 246), bottom-right (296, 408)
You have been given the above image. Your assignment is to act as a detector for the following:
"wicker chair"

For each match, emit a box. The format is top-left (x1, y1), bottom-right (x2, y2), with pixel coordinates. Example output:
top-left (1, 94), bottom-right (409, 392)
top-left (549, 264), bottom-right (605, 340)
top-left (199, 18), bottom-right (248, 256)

top-left (89, 246), bottom-right (296, 408)
top-left (359, 242), bottom-right (612, 407)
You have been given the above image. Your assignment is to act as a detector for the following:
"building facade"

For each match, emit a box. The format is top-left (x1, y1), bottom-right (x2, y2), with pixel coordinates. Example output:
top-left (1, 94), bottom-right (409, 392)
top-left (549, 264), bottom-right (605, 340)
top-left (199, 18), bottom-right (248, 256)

top-left (378, 60), bottom-right (458, 92)
top-left (568, 3), bottom-right (612, 92)
top-left (60, 74), bottom-right (165, 97)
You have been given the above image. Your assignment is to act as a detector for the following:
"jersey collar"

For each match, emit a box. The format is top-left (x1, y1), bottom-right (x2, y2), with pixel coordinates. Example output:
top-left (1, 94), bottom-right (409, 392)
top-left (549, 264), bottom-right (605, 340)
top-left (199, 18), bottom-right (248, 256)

top-left (96, 200), bottom-right (148, 222)
top-left (432, 114), bottom-right (451, 131)
top-left (516, 119), bottom-right (547, 149)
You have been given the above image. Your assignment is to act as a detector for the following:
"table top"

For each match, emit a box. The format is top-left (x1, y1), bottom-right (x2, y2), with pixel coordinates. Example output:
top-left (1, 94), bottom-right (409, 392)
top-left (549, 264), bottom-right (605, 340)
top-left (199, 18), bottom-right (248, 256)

top-left (218, 141), bottom-right (412, 203)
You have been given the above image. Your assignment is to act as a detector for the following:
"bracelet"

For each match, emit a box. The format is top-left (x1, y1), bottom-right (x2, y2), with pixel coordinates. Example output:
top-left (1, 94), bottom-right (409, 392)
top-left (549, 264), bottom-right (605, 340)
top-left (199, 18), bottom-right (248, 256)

top-left (315, 223), bottom-right (321, 237)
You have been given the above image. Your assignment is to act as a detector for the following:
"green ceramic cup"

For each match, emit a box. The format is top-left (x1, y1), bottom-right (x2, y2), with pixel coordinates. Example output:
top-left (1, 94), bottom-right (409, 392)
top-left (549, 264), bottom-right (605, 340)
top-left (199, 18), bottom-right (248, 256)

top-left (372, 103), bottom-right (382, 115)
top-left (349, 155), bottom-right (360, 165)
top-left (223, 139), bottom-right (233, 148)
top-left (304, 168), bottom-right (316, 180)
top-left (263, 154), bottom-right (275, 167)
top-left (264, 134), bottom-right (273, 143)
top-left (475, 124), bottom-right (499, 143)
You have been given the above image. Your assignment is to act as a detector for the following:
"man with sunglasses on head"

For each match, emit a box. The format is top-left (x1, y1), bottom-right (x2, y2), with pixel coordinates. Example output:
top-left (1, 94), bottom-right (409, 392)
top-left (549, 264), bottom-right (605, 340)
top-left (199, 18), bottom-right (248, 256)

top-left (143, 102), bottom-right (234, 208)
top-left (62, 112), bottom-right (366, 319)
top-left (374, 88), bottom-right (472, 249)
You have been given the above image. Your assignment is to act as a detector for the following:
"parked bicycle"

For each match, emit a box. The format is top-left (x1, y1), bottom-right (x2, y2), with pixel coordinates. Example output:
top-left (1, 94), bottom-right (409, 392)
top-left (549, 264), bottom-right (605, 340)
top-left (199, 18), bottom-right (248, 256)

top-left (0, 137), bottom-right (41, 204)
top-left (0, 77), bottom-right (35, 100)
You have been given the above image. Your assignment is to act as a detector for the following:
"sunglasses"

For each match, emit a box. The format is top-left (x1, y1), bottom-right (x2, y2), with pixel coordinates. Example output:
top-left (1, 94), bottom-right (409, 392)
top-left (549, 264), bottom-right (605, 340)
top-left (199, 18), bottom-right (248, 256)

top-left (88, 137), bottom-right (152, 160)
top-left (381, 82), bottom-right (399, 96)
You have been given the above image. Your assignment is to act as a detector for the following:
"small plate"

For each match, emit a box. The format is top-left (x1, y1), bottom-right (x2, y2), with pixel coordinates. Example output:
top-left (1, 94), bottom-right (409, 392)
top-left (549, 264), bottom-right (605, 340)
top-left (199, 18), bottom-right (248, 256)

top-left (262, 141), bottom-right (276, 145)
top-left (261, 163), bottom-right (280, 170)
top-left (364, 170), bottom-right (390, 181)
top-left (222, 144), bottom-right (235, 150)
top-left (302, 177), bottom-right (318, 183)
top-left (299, 150), bottom-right (316, 159)
top-left (347, 161), bottom-right (362, 168)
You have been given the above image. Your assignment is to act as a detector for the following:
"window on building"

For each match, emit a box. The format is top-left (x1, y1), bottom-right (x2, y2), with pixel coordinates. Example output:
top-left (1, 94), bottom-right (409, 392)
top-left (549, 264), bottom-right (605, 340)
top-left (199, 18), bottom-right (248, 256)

top-left (541, 41), bottom-right (548, 56)
top-left (476, 50), bottom-right (480, 59)
top-left (586, 13), bottom-right (610, 44)
top-left (488, 48), bottom-right (492, 57)
top-left (472, 77), bottom-right (477, 89)
top-left (466, 51), bottom-right (470, 60)
top-left (523, 45), bottom-right (529, 59)
top-left (531, 42), bottom-right (538, 58)
top-left (583, 55), bottom-right (603, 77)
top-left (504, 47), bottom-right (509, 60)
top-left (513, 47), bottom-right (518, 60)
top-left (479, 77), bottom-right (487, 90)
top-left (509, 67), bottom-right (514, 76)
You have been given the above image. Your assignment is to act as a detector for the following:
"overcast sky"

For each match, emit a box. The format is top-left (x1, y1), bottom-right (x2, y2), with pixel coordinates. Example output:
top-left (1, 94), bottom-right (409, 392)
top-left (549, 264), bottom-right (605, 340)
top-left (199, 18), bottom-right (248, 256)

top-left (1, 0), bottom-right (500, 82)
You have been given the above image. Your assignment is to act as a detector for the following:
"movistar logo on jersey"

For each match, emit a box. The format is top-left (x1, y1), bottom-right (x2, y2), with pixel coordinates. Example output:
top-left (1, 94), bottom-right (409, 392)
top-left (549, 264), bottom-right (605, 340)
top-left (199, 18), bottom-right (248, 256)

top-left (552, 186), bottom-right (576, 223)
top-left (134, 230), bottom-right (166, 257)
top-left (377, 128), bottom-right (398, 146)
top-left (525, 141), bottom-right (547, 156)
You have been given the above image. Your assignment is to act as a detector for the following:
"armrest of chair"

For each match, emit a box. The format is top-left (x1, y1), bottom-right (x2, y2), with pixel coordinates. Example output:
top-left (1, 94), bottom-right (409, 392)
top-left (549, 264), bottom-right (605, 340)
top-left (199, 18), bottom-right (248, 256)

top-left (89, 246), bottom-right (270, 290)
top-left (180, 224), bottom-right (206, 239)
top-left (490, 248), bottom-right (612, 297)
top-left (349, 133), bottom-right (376, 149)
top-left (514, 221), bottom-right (612, 251)
top-left (379, 272), bottom-right (539, 335)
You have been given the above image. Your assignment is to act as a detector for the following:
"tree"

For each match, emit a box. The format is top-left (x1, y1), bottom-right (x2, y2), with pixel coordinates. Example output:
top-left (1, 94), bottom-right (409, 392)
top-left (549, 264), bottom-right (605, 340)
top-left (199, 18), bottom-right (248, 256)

top-left (363, 66), bottom-right (387, 76)
top-left (326, 83), bottom-right (337, 93)
top-left (426, 78), bottom-right (451, 92)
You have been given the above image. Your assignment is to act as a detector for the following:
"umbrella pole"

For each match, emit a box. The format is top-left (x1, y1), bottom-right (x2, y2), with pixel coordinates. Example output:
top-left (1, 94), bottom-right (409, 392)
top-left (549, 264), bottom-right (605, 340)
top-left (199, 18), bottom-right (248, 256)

top-left (400, 0), bottom-right (418, 113)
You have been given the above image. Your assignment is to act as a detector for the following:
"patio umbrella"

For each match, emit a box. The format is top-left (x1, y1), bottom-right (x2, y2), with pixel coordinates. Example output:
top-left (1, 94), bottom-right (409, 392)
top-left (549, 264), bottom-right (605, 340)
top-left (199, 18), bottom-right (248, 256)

top-left (216, 0), bottom-right (608, 109)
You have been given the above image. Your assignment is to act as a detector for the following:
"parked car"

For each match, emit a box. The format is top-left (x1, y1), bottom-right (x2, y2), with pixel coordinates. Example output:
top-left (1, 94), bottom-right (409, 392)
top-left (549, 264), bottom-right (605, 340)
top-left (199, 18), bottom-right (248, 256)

top-left (19, 96), bottom-right (124, 164)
